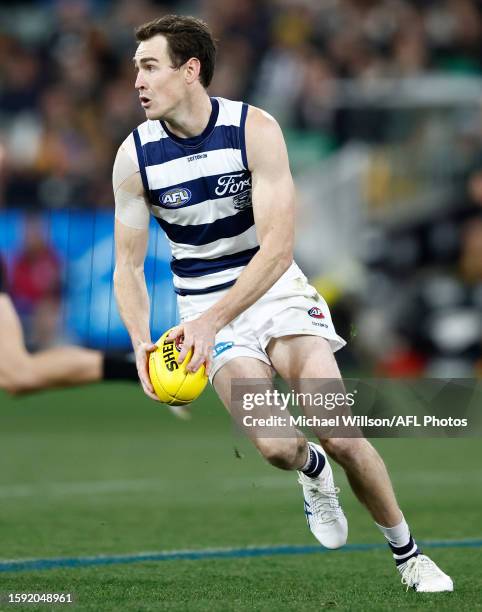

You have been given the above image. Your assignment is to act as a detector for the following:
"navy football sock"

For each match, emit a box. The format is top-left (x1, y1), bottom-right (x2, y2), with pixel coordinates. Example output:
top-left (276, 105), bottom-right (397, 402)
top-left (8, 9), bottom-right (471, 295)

top-left (376, 517), bottom-right (421, 568)
top-left (389, 534), bottom-right (421, 567)
top-left (301, 442), bottom-right (326, 478)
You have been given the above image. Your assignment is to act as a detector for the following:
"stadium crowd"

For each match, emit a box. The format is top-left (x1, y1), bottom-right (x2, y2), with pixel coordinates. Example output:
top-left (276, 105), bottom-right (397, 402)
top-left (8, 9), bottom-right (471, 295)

top-left (0, 0), bottom-right (481, 374)
top-left (0, 0), bottom-right (481, 209)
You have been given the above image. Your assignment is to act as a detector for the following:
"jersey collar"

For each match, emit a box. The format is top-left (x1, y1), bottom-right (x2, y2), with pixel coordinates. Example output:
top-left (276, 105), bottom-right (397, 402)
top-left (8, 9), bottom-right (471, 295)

top-left (160, 97), bottom-right (219, 148)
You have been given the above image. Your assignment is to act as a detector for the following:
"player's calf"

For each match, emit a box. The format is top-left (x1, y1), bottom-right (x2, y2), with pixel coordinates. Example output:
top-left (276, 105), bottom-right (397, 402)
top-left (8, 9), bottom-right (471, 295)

top-left (255, 436), bottom-right (306, 470)
top-left (321, 436), bottom-right (367, 467)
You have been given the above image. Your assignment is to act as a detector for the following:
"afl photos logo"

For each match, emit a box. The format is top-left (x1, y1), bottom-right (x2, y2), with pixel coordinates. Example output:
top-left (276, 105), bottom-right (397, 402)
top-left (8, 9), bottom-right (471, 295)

top-left (160, 188), bottom-right (192, 207)
top-left (308, 307), bottom-right (325, 319)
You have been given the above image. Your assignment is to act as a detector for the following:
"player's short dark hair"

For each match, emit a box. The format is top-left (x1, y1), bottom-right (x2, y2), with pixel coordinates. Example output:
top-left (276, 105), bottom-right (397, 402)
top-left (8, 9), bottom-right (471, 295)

top-left (135, 15), bottom-right (217, 88)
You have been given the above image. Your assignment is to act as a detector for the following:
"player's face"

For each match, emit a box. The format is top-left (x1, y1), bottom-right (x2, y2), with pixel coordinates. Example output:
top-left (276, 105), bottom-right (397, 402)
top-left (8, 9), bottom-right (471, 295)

top-left (134, 35), bottom-right (185, 120)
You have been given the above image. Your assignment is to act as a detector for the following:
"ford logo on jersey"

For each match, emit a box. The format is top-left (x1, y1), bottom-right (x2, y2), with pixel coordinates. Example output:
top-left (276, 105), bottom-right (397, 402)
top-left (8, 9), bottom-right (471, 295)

top-left (215, 173), bottom-right (251, 197)
top-left (160, 187), bottom-right (192, 207)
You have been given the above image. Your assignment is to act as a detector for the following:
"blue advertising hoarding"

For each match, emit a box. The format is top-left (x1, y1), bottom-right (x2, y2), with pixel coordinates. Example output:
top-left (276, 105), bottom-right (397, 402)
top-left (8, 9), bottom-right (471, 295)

top-left (0, 210), bottom-right (177, 349)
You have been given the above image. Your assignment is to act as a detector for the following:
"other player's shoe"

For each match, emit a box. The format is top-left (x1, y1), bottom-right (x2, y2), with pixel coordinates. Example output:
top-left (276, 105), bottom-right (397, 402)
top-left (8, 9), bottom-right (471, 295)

top-left (297, 446), bottom-right (347, 549)
top-left (399, 554), bottom-right (454, 592)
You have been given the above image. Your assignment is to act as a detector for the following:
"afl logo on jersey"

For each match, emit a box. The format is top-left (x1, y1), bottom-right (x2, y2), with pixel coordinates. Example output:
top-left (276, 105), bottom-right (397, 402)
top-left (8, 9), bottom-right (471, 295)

top-left (308, 307), bottom-right (325, 319)
top-left (160, 187), bottom-right (192, 207)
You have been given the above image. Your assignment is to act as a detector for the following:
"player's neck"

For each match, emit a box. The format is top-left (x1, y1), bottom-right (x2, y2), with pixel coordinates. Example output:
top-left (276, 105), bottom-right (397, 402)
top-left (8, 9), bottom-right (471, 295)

top-left (163, 92), bottom-right (213, 140)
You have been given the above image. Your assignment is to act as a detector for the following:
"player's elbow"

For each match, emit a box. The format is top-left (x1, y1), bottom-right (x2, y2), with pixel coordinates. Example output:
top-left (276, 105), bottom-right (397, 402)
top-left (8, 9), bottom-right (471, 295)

top-left (113, 265), bottom-right (122, 290)
top-left (114, 262), bottom-right (144, 284)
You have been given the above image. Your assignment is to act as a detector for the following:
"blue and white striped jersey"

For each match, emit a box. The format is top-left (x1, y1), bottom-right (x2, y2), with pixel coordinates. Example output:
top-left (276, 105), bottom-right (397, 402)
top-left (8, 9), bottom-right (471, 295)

top-left (133, 97), bottom-right (259, 296)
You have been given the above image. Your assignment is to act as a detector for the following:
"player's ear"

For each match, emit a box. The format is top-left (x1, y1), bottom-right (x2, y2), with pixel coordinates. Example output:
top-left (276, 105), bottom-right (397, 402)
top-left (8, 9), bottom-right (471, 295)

top-left (184, 57), bottom-right (201, 84)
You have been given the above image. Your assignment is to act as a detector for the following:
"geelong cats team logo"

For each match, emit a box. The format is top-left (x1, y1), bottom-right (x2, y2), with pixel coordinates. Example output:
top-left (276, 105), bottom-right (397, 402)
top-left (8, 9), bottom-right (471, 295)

top-left (233, 190), bottom-right (252, 210)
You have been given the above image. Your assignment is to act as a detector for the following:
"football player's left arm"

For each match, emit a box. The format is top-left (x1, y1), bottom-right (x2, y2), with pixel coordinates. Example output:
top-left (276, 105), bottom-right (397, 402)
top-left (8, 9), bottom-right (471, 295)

top-left (169, 107), bottom-right (295, 372)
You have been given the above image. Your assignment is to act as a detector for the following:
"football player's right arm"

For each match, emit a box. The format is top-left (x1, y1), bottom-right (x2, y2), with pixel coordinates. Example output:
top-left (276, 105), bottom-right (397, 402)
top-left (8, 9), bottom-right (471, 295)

top-left (113, 140), bottom-right (158, 400)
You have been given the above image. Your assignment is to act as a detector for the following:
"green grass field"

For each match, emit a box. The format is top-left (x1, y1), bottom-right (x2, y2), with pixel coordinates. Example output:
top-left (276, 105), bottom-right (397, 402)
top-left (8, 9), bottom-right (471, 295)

top-left (0, 383), bottom-right (481, 611)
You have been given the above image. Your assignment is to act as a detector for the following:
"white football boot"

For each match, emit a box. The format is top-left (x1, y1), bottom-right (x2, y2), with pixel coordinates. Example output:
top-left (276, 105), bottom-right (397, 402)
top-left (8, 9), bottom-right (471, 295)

top-left (399, 554), bottom-right (454, 592)
top-left (297, 443), bottom-right (348, 549)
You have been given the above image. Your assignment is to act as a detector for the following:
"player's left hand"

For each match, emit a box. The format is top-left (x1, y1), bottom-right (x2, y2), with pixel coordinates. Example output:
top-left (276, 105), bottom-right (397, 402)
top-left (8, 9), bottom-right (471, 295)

top-left (167, 314), bottom-right (217, 375)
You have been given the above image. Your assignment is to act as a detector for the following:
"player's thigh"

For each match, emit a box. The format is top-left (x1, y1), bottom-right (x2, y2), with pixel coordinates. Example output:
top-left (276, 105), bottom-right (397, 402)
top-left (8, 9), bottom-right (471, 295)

top-left (267, 334), bottom-right (342, 380)
top-left (267, 335), bottom-right (351, 442)
top-left (212, 356), bottom-right (273, 412)
top-left (213, 357), bottom-right (302, 458)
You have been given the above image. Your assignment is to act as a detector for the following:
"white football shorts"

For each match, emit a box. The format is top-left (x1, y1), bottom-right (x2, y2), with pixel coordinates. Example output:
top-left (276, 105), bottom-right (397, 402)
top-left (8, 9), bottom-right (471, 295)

top-left (177, 262), bottom-right (346, 383)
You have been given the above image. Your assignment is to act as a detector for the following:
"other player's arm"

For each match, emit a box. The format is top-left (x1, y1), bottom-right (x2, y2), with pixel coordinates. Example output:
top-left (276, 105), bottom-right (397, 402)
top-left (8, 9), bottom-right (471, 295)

top-left (112, 141), bottom-right (158, 401)
top-left (170, 107), bottom-right (295, 372)
top-left (0, 292), bottom-right (106, 393)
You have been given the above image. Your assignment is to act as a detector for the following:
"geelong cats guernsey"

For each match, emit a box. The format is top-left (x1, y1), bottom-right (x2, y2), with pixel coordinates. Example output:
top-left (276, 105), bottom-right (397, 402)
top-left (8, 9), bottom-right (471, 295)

top-left (133, 97), bottom-right (259, 296)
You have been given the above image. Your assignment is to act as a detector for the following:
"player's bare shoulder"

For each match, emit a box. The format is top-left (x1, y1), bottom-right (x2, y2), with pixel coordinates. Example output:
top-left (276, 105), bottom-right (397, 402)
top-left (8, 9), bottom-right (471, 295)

top-left (244, 105), bottom-right (289, 173)
top-left (246, 105), bottom-right (280, 130)
top-left (112, 134), bottom-right (144, 197)
top-left (113, 133), bottom-right (150, 230)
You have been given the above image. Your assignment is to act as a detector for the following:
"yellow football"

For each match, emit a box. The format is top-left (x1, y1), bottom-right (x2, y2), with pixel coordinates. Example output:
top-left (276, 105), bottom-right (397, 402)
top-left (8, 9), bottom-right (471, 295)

top-left (148, 328), bottom-right (208, 405)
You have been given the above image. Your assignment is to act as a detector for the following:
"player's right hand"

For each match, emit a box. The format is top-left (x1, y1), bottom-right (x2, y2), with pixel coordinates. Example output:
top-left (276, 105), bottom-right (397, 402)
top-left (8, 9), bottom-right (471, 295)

top-left (134, 340), bottom-right (159, 401)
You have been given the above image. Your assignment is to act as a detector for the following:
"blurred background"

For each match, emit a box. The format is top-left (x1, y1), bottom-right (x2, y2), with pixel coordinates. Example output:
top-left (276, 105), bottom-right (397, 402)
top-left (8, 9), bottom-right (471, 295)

top-left (0, 0), bottom-right (481, 375)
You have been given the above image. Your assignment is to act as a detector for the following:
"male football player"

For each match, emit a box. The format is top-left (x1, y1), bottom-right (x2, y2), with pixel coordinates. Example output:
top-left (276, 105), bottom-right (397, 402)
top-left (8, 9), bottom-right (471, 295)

top-left (0, 257), bottom-right (137, 394)
top-left (113, 15), bottom-right (453, 591)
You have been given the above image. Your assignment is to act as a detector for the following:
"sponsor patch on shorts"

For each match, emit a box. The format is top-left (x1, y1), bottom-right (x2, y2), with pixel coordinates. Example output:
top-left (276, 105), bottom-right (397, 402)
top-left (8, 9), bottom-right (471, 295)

top-left (308, 306), bottom-right (324, 319)
top-left (311, 320), bottom-right (329, 328)
top-left (213, 341), bottom-right (234, 357)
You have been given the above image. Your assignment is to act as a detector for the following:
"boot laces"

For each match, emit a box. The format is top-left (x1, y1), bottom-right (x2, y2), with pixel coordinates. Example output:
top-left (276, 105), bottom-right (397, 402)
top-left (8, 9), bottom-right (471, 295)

top-left (299, 475), bottom-right (343, 523)
top-left (400, 555), bottom-right (441, 591)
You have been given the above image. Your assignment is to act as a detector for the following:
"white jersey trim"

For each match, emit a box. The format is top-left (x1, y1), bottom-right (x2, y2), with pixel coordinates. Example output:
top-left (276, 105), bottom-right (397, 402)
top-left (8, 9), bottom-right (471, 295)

top-left (145, 148), bottom-right (245, 190)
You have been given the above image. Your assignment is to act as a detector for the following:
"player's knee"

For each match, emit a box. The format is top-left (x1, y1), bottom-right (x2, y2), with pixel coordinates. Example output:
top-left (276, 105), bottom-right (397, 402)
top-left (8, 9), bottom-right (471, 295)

top-left (321, 437), bottom-right (366, 466)
top-left (256, 437), bottom-right (305, 470)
